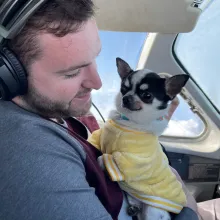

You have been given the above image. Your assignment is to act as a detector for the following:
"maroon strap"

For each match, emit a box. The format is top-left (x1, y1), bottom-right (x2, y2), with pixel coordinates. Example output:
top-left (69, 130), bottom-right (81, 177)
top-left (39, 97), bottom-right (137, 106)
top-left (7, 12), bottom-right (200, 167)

top-left (65, 117), bottom-right (123, 220)
top-left (76, 115), bottom-right (100, 133)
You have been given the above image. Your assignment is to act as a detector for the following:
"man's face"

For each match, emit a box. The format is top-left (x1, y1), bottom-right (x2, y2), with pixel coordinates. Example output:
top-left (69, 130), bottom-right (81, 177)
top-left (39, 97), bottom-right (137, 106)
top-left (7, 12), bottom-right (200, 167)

top-left (20, 19), bottom-right (102, 118)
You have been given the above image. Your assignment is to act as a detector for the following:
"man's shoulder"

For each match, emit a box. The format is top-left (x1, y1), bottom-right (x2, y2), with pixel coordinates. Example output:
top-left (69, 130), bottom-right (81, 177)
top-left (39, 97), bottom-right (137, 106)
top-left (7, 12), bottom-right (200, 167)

top-left (0, 100), bottom-right (43, 130)
top-left (0, 101), bottom-right (86, 161)
top-left (0, 100), bottom-right (88, 198)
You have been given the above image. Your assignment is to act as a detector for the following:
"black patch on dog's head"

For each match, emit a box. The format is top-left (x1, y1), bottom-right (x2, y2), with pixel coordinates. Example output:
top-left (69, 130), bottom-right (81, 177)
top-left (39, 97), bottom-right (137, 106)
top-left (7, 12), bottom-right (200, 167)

top-left (116, 57), bottom-right (189, 111)
top-left (120, 71), bottom-right (138, 96)
top-left (136, 72), bottom-right (171, 110)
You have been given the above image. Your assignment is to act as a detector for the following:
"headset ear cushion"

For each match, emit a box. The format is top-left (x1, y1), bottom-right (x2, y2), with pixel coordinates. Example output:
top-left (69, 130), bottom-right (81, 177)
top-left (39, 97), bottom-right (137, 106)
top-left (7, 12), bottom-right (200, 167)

top-left (2, 46), bottom-right (28, 94)
top-left (0, 78), bottom-right (9, 100)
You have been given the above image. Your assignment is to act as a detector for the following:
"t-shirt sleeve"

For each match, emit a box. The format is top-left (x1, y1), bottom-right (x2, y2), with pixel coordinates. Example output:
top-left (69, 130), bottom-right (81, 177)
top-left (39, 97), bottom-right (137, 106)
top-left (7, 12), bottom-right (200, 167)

top-left (0, 125), bottom-right (111, 220)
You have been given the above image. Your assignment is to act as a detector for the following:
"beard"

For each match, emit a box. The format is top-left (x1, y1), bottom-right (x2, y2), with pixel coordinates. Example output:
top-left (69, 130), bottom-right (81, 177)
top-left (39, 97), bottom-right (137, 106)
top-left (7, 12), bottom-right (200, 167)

top-left (20, 84), bottom-right (92, 119)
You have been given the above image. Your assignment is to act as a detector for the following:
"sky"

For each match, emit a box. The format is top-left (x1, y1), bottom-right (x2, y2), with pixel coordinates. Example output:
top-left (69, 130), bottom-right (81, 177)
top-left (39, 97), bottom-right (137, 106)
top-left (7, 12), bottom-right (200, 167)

top-left (175, 0), bottom-right (220, 111)
top-left (91, 0), bottom-right (218, 138)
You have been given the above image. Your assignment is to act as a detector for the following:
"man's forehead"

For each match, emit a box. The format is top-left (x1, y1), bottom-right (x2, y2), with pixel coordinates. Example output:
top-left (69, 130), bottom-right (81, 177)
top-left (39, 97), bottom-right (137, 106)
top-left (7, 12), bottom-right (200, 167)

top-left (38, 19), bottom-right (101, 71)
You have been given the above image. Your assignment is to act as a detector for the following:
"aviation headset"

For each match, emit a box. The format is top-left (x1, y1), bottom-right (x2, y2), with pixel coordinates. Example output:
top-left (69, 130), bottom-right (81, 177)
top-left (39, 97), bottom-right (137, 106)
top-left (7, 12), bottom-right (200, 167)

top-left (0, 0), bottom-right (47, 101)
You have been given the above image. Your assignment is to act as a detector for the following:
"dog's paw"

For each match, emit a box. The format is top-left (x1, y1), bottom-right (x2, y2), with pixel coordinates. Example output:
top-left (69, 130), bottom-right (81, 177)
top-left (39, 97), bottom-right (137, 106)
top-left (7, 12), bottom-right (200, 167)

top-left (143, 205), bottom-right (171, 220)
top-left (97, 155), bottom-right (105, 170)
top-left (127, 204), bottom-right (142, 216)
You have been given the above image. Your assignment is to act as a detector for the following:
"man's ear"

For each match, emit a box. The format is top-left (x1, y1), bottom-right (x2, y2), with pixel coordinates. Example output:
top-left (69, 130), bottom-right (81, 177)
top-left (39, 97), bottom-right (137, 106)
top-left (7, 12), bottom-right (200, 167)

top-left (165, 75), bottom-right (189, 99)
top-left (116, 57), bottom-right (132, 79)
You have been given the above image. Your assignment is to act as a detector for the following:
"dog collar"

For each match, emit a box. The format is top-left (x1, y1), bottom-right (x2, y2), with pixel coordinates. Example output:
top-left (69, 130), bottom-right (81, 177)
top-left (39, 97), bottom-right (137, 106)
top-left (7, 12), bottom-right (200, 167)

top-left (120, 114), bottom-right (129, 121)
top-left (156, 115), bottom-right (169, 121)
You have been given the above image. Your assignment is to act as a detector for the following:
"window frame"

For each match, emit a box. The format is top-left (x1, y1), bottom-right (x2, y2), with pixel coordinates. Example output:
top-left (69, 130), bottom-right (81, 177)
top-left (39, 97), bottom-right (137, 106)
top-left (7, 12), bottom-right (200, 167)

top-left (172, 34), bottom-right (220, 115)
top-left (91, 83), bottom-right (208, 140)
top-left (91, 31), bottom-right (209, 141)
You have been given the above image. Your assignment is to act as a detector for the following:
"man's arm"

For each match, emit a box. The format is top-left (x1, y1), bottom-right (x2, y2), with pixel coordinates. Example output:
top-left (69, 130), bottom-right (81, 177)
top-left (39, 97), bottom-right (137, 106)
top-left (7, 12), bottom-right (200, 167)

top-left (0, 126), bottom-right (111, 220)
top-left (171, 167), bottom-right (199, 220)
top-left (164, 97), bottom-right (199, 219)
top-left (174, 207), bottom-right (199, 220)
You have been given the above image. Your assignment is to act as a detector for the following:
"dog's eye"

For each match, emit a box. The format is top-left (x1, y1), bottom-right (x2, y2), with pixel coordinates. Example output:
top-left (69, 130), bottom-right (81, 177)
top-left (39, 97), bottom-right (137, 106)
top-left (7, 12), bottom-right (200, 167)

top-left (142, 92), bottom-right (152, 99)
top-left (140, 92), bottom-right (153, 103)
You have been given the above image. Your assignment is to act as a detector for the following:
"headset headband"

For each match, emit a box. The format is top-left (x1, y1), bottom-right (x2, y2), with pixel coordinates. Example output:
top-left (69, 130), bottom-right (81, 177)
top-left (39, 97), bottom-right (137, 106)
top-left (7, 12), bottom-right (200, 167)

top-left (0, 0), bottom-right (47, 43)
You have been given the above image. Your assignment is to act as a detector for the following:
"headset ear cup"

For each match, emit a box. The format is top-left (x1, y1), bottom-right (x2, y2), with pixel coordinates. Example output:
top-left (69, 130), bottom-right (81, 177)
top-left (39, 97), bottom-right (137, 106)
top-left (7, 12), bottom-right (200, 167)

top-left (2, 46), bottom-right (28, 95)
top-left (0, 78), bottom-right (9, 100)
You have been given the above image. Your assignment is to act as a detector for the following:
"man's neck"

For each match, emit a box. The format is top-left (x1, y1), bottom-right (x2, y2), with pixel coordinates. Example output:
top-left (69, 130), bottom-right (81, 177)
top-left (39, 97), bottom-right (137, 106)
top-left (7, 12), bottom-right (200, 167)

top-left (12, 96), bottom-right (37, 114)
top-left (12, 96), bottom-right (62, 123)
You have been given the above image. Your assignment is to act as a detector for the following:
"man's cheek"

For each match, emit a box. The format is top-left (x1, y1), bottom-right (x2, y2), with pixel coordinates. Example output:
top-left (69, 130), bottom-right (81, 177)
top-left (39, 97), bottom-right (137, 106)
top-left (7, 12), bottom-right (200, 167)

top-left (62, 88), bottom-right (79, 103)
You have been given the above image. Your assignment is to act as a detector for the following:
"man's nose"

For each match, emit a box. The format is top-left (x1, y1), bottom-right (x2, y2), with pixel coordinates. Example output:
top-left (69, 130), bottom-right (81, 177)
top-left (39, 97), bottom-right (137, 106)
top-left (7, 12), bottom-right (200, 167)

top-left (82, 62), bottom-right (102, 90)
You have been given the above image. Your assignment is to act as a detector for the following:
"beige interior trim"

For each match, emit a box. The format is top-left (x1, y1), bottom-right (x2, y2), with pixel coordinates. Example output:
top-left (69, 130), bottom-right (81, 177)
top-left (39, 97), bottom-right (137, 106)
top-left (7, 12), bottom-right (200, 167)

top-left (93, 0), bottom-right (202, 33)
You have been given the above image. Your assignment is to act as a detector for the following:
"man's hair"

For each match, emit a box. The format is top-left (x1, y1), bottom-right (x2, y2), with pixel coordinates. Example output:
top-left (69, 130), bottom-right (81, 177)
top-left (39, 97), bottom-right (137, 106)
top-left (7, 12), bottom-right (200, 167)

top-left (7, 0), bottom-right (95, 71)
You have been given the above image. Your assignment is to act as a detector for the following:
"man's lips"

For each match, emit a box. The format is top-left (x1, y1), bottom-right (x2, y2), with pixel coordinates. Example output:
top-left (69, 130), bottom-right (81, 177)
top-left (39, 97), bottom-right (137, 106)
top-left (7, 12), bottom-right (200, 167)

top-left (75, 92), bottom-right (91, 101)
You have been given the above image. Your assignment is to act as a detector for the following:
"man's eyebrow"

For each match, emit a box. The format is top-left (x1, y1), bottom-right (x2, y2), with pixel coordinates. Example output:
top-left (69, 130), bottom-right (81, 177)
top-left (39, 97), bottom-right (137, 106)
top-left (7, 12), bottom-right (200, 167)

top-left (55, 63), bottom-right (91, 74)
top-left (55, 46), bottom-right (102, 74)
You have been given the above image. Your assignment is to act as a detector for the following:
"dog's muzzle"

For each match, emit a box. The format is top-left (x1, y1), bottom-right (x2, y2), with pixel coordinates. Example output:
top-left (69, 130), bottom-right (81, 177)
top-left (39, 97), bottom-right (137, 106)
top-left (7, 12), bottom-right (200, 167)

top-left (122, 95), bottom-right (142, 111)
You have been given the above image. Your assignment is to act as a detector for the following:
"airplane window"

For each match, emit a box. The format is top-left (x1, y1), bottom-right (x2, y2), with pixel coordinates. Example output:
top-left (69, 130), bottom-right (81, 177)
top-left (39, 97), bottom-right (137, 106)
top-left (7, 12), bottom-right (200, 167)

top-left (91, 31), bottom-right (205, 138)
top-left (174, 0), bottom-right (220, 112)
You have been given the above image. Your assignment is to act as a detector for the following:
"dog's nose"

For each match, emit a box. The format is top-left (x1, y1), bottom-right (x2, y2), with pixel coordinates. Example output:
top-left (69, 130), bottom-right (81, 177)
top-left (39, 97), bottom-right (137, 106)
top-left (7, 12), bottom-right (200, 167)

top-left (123, 95), bottom-right (132, 106)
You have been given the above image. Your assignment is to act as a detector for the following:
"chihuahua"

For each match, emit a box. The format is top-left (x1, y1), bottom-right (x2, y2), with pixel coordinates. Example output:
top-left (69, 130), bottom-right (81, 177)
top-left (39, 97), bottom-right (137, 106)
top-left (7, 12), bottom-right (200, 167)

top-left (89, 58), bottom-right (189, 220)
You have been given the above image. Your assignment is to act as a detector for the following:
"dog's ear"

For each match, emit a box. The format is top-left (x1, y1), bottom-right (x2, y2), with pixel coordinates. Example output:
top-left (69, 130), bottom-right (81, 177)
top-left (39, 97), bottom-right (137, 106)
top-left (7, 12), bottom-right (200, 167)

top-left (165, 75), bottom-right (189, 99)
top-left (116, 57), bottom-right (132, 79)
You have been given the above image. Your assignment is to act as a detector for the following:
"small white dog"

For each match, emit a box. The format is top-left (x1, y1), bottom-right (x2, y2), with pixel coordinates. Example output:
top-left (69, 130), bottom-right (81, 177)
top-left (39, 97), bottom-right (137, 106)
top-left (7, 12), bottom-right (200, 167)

top-left (89, 58), bottom-right (189, 220)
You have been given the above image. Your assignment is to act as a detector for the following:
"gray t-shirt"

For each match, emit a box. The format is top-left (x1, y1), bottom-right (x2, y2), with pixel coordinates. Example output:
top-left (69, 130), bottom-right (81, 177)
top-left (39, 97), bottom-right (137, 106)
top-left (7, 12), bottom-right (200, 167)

top-left (0, 101), bottom-right (113, 220)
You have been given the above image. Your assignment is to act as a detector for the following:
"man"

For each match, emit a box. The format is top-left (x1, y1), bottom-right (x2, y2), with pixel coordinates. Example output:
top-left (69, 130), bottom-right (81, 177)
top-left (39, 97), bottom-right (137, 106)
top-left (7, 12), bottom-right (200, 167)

top-left (0, 0), bottom-right (202, 219)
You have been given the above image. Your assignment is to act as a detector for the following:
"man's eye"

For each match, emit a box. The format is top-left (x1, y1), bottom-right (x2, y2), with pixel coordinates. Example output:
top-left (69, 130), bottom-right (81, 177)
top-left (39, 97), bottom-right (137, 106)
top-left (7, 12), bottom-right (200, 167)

top-left (65, 69), bottom-right (81, 79)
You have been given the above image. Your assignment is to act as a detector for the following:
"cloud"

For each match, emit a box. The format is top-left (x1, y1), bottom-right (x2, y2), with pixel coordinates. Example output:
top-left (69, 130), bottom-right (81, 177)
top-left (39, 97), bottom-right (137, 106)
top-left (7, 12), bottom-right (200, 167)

top-left (90, 101), bottom-right (204, 138)
top-left (163, 119), bottom-right (203, 137)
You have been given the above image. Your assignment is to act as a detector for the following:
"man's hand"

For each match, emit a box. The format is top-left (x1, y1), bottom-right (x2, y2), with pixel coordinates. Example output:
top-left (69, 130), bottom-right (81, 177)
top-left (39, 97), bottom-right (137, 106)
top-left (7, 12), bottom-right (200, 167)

top-left (166, 97), bottom-right (180, 121)
top-left (170, 167), bottom-right (198, 213)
